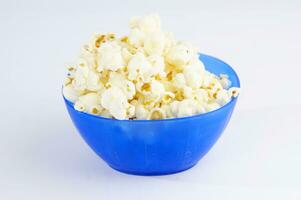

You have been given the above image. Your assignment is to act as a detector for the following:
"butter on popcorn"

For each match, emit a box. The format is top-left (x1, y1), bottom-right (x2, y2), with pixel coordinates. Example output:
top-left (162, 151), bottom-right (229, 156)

top-left (63, 14), bottom-right (240, 120)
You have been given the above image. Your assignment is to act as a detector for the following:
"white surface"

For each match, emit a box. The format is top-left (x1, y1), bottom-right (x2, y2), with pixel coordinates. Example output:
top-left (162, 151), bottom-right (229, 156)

top-left (1, 0), bottom-right (301, 199)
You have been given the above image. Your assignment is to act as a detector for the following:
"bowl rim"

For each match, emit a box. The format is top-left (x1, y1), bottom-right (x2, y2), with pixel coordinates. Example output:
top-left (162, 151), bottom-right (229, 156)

top-left (63, 53), bottom-right (240, 123)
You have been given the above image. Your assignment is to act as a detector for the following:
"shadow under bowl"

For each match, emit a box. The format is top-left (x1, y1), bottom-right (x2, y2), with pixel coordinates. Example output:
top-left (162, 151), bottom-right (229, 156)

top-left (63, 54), bottom-right (240, 176)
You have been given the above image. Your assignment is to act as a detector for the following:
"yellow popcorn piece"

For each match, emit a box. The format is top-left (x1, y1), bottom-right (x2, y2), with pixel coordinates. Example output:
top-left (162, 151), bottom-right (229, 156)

top-left (89, 105), bottom-right (103, 115)
top-left (64, 77), bottom-right (73, 86)
top-left (162, 92), bottom-right (175, 103)
top-left (148, 108), bottom-right (166, 120)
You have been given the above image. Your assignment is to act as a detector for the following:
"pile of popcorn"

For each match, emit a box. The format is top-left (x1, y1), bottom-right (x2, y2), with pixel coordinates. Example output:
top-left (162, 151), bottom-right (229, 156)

top-left (63, 14), bottom-right (239, 120)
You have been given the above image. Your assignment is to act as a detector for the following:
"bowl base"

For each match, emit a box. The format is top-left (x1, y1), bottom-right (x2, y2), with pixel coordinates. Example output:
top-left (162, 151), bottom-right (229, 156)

top-left (108, 163), bottom-right (197, 176)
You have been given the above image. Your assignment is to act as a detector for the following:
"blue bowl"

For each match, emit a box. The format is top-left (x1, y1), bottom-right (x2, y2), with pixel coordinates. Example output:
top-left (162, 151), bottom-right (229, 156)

top-left (63, 54), bottom-right (240, 175)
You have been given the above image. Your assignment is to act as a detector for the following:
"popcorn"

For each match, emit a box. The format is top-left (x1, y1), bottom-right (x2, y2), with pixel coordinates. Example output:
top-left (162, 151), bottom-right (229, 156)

top-left (127, 52), bottom-right (152, 81)
top-left (162, 92), bottom-right (175, 103)
top-left (130, 14), bottom-right (161, 33)
top-left (135, 104), bottom-right (150, 120)
top-left (170, 101), bottom-right (180, 116)
top-left (205, 102), bottom-right (220, 112)
top-left (128, 28), bottom-right (145, 48)
top-left (63, 14), bottom-right (240, 120)
top-left (183, 86), bottom-right (193, 99)
top-left (72, 65), bottom-right (103, 91)
top-left (183, 58), bottom-right (205, 89)
top-left (74, 93), bottom-right (103, 114)
top-left (63, 77), bottom-right (72, 86)
top-left (101, 86), bottom-right (128, 119)
top-left (228, 87), bottom-right (240, 98)
top-left (85, 70), bottom-right (103, 91)
top-left (161, 104), bottom-right (173, 118)
top-left (165, 42), bottom-right (197, 67)
top-left (215, 89), bottom-right (231, 106)
top-left (107, 72), bottom-right (136, 100)
top-left (219, 74), bottom-right (231, 88)
top-left (144, 32), bottom-right (166, 55)
top-left (63, 84), bottom-right (82, 102)
top-left (97, 41), bottom-right (124, 72)
top-left (172, 73), bottom-right (186, 88)
top-left (126, 103), bottom-right (136, 118)
top-left (121, 47), bottom-right (133, 64)
top-left (148, 108), bottom-right (166, 120)
top-left (176, 99), bottom-right (199, 118)
top-left (194, 89), bottom-right (209, 102)
top-left (163, 32), bottom-right (176, 55)
top-left (147, 54), bottom-right (166, 78)
top-left (74, 101), bottom-right (85, 111)
top-left (150, 80), bottom-right (165, 97)
top-left (100, 109), bottom-right (112, 118)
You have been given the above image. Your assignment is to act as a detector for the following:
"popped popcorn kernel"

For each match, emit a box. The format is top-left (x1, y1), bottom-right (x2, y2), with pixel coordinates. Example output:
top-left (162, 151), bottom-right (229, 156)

top-left (148, 108), bottom-right (166, 120)
top-left (63, 14), bottom-right (240, 120)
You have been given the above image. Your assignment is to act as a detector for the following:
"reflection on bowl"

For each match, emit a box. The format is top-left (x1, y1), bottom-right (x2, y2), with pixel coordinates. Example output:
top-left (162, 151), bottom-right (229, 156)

top-left (63, 54), bottom-right (240, 175)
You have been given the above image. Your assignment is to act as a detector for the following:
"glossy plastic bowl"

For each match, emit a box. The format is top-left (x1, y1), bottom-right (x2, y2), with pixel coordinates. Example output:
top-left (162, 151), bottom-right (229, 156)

top-left (63, 54), bottom-right (240, 175)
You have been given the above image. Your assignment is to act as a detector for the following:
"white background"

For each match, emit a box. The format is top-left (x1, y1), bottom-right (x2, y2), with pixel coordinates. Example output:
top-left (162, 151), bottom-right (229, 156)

top-left (1, 0), bottom-right (301, 199)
